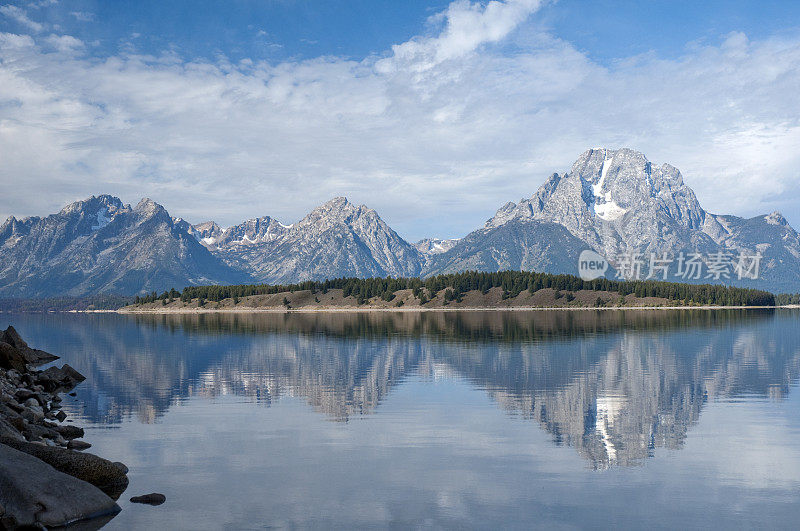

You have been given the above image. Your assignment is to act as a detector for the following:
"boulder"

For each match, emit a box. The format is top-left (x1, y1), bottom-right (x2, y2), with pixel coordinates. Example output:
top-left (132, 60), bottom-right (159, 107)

top-left (1, 326), bottom-right (58, 366)
top-left (0, 326), bottom-right (27, 349)
top-left (0, 343), bottom-right (26, 373)
top-left (67, 440), bottom-right (92, 451)
top-left (0, 442), bottom-right (119, 528)
top-left (0, 438), bottom-right (128, 500)
top-left (39, 365), bottom-right (85, 392)
top-left (13, 389), bottom-right (38, 403)
top-left (0, 418), bottom-right (25, 442)
top-left (54, 424), bottom-right (84, 440)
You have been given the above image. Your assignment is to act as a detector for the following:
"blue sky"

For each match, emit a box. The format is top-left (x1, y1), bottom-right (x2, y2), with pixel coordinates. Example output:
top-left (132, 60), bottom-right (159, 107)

top-left (8, 1), bottom-right (799, 64)
top-left (1, 0), bottom-right (800, 240)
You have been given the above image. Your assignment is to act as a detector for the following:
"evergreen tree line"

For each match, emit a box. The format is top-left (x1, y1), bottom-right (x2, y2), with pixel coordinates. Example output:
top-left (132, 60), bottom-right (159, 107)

top-left (776, 293), bottom-right (800, 305)
top-left (154, 270), bottom-right (775, 307)
top-left (0, 294), bottom-right (132, 312)
top-left (134, 288), bottom-right (181, 305)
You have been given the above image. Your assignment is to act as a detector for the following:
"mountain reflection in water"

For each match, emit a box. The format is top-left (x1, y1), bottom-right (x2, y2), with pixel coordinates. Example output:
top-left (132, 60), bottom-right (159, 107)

top-left (13, 308), bottom-right (799, 470)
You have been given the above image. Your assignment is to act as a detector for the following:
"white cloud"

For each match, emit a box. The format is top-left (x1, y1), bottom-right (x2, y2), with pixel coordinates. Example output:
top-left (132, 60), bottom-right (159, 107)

top-left (43, 33), bottom-right (83, 51)
top-left (27, 0), bottom-right (58, 7)
top-left (0, 1), bottom-right (799, 241)
top-left (0, 4), bottom-right (44, 32)
top-left (69, 11), bottom-right (95, 22)
top-left (377, 0), bottom-right (543, 73)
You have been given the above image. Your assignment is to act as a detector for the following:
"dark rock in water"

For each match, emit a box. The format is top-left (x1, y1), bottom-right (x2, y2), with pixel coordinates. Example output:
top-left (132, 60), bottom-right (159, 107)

top-left (55, 410), bottom-right (67, 422)
top-left (2, 326), bottom-right (59, 366)
top-left (0, 438), bottom-right (129, 500)
top-left (55, 424), bottom-right (84, 440)
top-left (0, 442), bottom-right (120, 528)
top-left (68, 440), bottom-right (92, 451)
top-left (0, 342), bottom-right (26, 373)
top-left (39, 364), bottom-right (86, 392)
top-left (0, 326), bottom-right (28, 350)
top-left (35, 374), bottom-right (60, 393)
top-left (68, 392), bottom-right (77, 397)
top-left (130, 493), bottom-right (166, 506)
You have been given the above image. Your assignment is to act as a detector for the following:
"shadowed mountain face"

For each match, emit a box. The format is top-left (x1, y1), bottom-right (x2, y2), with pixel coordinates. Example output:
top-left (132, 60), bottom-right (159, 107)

top-left (422, 219), bottom-right (592, 276)
top-left (0, 195), bottom-right (247, 297)
top-left (12, 309), bottom-right (799, 469)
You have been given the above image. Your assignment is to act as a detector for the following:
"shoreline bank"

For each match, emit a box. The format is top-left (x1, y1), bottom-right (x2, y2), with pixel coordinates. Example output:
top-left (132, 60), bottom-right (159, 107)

top-left (115, 305), bottom-right (785, 314)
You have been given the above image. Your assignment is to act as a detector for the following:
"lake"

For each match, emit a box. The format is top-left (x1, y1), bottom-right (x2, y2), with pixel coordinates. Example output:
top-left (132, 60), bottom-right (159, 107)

top-left (5, 309), bottom-right (800, 529)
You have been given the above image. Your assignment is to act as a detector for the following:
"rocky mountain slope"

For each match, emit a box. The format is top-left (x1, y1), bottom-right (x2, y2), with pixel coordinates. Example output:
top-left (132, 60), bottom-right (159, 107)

top-left (205, 197), bottom-right (422, 283)
top-left (0, 195), bottom-right (246, 298)
top-left (423, 148), bottom-right (800, 292)
top-left (420, 219), bottom-right (589, 276)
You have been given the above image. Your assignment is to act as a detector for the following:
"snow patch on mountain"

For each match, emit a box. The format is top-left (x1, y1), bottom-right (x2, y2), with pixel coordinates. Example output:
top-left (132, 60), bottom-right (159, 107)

top-left (415, 238), bottom-right (460, 255)
top-left (589, 152), bottom-right (627, 221)
top-left (92, 209), bottom-right (112, 230)
top-left (593, 153), bottom-right (613, 197)
top-left (594, 200), bottom-right (627, 221)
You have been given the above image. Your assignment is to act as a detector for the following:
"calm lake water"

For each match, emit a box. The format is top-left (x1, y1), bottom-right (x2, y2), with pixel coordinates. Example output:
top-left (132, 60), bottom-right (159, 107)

top-left (5, 309), bottom-right (800, 529)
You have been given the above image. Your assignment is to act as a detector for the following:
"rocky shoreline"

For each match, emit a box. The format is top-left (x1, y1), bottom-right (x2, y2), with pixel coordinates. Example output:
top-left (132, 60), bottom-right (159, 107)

top-left (0, 326), bottom-right (128, 529)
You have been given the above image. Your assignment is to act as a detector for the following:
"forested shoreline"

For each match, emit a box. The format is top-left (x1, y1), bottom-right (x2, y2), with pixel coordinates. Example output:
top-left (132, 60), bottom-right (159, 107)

top-left (134, 270), bottom-right (777, 308)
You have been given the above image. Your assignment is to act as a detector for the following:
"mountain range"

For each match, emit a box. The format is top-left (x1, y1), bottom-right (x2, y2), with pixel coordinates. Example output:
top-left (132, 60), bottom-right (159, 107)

top-left (2, 147), bottom-right (798, 298)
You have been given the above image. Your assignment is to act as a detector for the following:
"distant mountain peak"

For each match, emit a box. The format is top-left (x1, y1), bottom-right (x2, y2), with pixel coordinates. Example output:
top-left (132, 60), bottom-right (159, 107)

top-left (325, 196), bottom-right (350, 208)
top-left (212, 216), bottom-right (287, 248)
top-left (432, 147), bottom-right (800, 291)
top-left (765, 211), bottom-right (788, 226)
top-left (0, 195), bottom-right (244, 297)
top-left (59, 194), bottom-right (125, 216)
top-left (134, 197), bottom-right (158, 211)
top-left (484, 147), bottom-right (707, 255)
top-left (415, 238), bottom-right (460, 256)
top-left (309, 196), bottom-right (358, 214)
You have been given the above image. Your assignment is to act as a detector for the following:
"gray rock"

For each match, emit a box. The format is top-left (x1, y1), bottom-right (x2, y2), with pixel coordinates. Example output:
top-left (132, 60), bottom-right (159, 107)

top-left (22, 423), bottom-right (57, 442)
top-left (67, 440), bottom-right (92, 451)
top-left (0, 438), bottom-right (129, 500)
top-left (13, 389), bottom-right (37, 403)
top-left (0, 442), bottom-right (119, 528)
top-left (22, 398), bottom-right (39, 409)
top-left (0, 418), bottom-right (24, 442)
top-left (0, 343), bottom-right (26, 373)
top-left (2, 326), bottom-right (59, 367)
top-left (38, 364), bottom-right (86, 392)
top-left (55, 424), bottom-right (84, 440)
